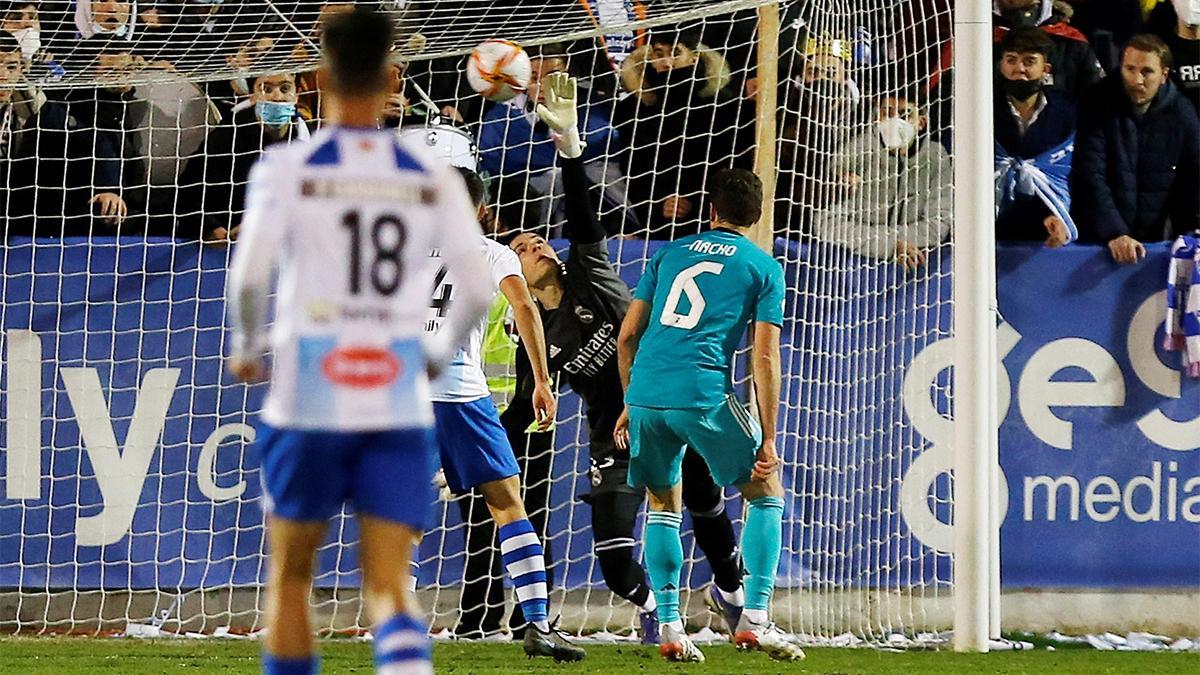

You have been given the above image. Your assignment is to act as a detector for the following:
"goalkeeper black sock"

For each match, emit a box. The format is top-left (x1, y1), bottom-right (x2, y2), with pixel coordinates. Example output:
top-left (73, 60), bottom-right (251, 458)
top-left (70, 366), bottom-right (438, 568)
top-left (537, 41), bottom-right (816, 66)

top-left (691, 503), bottom-right (743, 594)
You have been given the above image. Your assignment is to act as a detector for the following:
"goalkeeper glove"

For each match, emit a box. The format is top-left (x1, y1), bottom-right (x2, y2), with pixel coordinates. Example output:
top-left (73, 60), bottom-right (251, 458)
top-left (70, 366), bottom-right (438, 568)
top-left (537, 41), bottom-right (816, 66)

top-left (535, 72), bottom-right (585, 160)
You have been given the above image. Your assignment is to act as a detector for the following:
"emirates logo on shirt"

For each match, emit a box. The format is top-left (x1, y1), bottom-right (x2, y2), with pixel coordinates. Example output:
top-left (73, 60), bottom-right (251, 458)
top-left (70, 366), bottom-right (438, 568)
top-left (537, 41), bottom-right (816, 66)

top-left (323, 346), bottom-right (401, 388)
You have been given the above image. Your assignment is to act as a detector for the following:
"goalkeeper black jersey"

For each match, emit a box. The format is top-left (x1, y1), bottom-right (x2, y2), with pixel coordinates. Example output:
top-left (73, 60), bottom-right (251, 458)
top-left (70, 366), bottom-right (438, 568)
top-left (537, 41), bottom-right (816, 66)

top-left (513, 157), bottom-right (629, 458)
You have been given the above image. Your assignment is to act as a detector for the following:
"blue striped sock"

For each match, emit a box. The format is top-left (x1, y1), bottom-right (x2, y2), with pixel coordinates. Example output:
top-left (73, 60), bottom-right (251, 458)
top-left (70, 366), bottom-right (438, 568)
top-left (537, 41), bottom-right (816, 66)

top-left (498, 519), bottom-right (549, 625)
top-left (743, 496), bottom-right (785, 612)
top-left (644, 510), bottom-right (684, 625)
top-left (373, 613), bottom-right (431, 674)
top-left (261, 653), bottom-right (318, 675)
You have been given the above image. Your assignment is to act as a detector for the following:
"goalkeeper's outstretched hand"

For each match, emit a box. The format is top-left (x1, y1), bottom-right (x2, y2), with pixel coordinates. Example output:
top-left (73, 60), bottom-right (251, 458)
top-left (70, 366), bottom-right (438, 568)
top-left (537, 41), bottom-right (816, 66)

top-left (535, 72), bottom-right (584, 159)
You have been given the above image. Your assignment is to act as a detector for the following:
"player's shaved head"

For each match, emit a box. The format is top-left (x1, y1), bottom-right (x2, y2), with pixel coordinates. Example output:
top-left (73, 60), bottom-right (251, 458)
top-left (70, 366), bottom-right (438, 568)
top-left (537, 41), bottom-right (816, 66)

top-left (709, 169), bottom-right (763, 228)
top-left (322, 7), bottom-right (395, 97)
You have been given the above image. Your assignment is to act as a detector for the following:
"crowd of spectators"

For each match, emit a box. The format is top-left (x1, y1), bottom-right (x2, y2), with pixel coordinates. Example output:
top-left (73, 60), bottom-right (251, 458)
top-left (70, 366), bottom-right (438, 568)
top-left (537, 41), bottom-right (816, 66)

top-left (0, 0), bottom-right (1197, 268)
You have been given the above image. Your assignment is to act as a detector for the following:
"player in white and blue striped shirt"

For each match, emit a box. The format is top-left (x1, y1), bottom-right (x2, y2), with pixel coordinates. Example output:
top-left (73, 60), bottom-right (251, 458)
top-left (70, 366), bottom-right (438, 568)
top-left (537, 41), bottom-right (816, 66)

top-left (226, 10), bottom-right (491, 675)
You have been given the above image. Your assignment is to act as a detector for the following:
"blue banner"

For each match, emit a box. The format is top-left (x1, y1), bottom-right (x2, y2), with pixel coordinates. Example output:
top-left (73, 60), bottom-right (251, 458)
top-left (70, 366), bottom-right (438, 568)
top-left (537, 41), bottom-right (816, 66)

top-left (0, 239), bottom-right (1196, 591)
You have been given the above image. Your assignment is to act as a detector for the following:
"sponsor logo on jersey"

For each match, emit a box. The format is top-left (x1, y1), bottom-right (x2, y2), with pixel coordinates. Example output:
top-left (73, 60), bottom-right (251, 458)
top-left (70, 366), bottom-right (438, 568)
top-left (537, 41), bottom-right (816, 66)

top-left (299, 178), bottom-right (436, 204)
top-left (322, 346), bottom-right (402, 388)
top-left (549, 345), bottom-right (562, 358)
top-left (308, 301), bottom-right (393, 324)
top-left (574, 306), bottom-right (595, 324)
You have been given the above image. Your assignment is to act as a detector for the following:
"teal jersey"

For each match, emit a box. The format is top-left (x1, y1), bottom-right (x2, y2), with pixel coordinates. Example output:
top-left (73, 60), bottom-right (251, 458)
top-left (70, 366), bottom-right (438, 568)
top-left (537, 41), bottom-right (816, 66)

top-left (626, 229), bottom-right (785, 410)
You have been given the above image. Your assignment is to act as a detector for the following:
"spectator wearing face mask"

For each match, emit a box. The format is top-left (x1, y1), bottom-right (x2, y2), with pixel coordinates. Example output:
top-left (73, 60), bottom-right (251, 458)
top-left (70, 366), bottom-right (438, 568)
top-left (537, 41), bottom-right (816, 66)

top-left (1071, 34), bottom-right (1200, 264)
top-left (993, 0), bottom-right (1105, 100)
top-left (1147, 0), bottom-right (1200, 112)
top-left (176, 71), bottom-right (309, 243)
top-left (809, 91), bottom-right (953, 273)
top-left (994, 26), bottom-right (1078, 247)
top-left (74, 0), bottom-right (135, 39)
top-left (1, 1), bottom-right (63, 80)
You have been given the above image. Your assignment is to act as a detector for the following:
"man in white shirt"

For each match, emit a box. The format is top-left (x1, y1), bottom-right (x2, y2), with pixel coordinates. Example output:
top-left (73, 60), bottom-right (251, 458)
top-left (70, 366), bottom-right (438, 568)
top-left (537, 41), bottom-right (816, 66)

top-left (226, 9), bottom-right (491, 675)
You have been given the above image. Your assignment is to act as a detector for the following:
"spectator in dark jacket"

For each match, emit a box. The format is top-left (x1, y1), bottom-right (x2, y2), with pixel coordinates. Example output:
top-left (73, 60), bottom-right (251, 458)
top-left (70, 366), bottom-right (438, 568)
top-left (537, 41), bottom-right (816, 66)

top-left (177, 71), bottom-right (308, 242)
top-left (8, 38), bottom-right (148, 236)
top-left (1071, 34), bottom-right (1200, 263)
top-left (994, 26), bottom-right (1077, 245)
top-left (994, 0), bottom-right (1105, 100)
top-left (613, 26), bottom-right (752, 239)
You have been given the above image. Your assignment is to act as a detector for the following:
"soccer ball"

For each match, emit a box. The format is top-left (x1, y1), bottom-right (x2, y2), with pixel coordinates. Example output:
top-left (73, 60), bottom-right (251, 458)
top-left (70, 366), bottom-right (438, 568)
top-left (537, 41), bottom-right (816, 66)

top-left (465, 39), bottom-right (531, 102)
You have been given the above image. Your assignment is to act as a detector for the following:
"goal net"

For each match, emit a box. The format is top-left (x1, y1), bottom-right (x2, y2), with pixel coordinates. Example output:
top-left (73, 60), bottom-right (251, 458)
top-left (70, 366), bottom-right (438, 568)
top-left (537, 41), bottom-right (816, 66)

top-left (0, 0), bottom-right (958, 645)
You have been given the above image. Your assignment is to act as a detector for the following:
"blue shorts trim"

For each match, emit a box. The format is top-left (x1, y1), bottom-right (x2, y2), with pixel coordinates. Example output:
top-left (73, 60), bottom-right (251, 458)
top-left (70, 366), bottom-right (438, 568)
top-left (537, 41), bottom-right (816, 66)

top-left (256, 422), bottom-right (435, 531)
top-left (433, 397), bottom-right (519, 493)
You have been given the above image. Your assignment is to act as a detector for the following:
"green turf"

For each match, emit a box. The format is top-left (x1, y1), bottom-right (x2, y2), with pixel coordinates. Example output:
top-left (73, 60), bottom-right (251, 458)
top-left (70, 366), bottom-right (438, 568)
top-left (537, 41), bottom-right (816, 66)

top-left (1, 637), bottom-right (1197, 674)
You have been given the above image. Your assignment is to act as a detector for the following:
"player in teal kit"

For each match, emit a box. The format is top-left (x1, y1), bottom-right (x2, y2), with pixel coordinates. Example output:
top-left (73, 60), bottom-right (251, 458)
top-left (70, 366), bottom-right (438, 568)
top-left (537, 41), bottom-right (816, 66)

top-left (614, 169), bottom-right (805, 662)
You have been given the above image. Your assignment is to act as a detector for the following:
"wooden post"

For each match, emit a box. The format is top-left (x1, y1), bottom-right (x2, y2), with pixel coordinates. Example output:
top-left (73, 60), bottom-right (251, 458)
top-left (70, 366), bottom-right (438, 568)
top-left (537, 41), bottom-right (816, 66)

top-left (750, 1), bottom-right (780, 254)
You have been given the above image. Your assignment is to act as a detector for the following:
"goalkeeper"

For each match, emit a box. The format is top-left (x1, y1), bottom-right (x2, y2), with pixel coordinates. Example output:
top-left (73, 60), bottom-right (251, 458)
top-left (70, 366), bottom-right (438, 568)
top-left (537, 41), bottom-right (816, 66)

top-left (506, 73), bottom-right (747, 642)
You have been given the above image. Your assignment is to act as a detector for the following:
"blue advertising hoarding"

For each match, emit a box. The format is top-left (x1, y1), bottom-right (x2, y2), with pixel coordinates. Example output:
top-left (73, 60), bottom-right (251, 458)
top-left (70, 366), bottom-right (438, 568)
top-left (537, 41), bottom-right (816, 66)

top-left (0, 238), bottom-right (1196, 591)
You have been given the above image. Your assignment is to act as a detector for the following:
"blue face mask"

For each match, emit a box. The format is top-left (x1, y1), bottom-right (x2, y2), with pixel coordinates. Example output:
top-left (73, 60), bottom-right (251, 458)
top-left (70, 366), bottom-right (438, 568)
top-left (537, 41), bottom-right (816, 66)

top-left (256, 100), bottom-right (296, 127)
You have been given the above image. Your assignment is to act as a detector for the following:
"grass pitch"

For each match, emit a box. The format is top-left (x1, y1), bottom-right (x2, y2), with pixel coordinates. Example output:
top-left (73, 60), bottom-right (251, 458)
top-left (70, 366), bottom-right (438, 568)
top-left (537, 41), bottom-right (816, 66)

top-left (2, 637), bottom-right (1199, 674)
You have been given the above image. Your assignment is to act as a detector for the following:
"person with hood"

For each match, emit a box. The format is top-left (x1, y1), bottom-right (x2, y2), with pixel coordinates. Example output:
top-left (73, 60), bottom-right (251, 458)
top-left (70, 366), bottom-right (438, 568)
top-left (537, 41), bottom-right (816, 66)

top-left (176, 71), bottom-right (309, 243)
top-left (993, 0), bottom-right (1105, 99)
top-left (809, 90), bottom-right (953, 273)
top-left (614, 25), bottom-right (752, 239)
top-left (993, 26), bottom-right (1078, 246)
top-left (1071, 33), bottom-right (1200, 263)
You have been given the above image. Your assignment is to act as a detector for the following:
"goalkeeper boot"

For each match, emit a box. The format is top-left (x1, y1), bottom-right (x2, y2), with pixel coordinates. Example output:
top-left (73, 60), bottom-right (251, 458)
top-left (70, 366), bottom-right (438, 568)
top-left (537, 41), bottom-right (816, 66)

top-left (523, 621), bottom-right (586, 662)
top-left (659, 623), bottom-right (705, 663)
top-left (704, 584), bottom-right (743, 636)
top-left (638, 609), bottom-right (660, 646)
top-left (733, 615), bottom-right (806, 661)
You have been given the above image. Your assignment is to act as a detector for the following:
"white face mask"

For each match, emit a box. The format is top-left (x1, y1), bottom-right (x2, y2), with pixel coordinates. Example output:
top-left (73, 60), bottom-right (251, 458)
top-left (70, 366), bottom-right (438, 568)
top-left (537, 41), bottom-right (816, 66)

top-left (90, 21), bottom-right (129, 38)
top-left (877, 116), bottom-right (917, 150)
top-left (11, 28), bottom-right (39, 61)
top-left (1173, 0), bottom-right (1200, 26)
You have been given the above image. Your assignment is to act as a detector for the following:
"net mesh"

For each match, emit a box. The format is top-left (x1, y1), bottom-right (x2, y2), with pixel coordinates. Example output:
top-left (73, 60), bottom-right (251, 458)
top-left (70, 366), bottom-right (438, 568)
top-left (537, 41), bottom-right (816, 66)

top-left (0, 0), bottom-right (958, 645)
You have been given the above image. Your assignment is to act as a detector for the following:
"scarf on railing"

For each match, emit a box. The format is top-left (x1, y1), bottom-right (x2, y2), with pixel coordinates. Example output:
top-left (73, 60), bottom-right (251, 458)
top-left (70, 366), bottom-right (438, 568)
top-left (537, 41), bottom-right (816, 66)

top-left (1164, 232), bottom-right (1200, 378)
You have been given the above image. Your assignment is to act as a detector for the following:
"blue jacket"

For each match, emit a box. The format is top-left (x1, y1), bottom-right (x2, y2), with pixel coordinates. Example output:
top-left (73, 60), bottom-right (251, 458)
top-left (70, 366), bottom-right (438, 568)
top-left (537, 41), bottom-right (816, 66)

top-left (478, 99), bottom-right (619, 177)
top-left (1070, 76), bottom-right (1200, 243)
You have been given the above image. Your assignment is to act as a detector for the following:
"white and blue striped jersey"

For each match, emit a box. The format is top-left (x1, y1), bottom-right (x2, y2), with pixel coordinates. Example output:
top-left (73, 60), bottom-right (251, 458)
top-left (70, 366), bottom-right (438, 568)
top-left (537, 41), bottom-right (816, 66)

top-left (228, 126), bottom-right (492, 431)
top-left (426, 237), bottom-right (523, 403)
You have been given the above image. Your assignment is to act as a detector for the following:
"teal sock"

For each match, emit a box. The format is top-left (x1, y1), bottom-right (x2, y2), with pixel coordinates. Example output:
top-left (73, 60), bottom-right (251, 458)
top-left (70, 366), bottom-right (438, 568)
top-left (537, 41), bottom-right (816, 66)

top-left (644, 511), bottom-right (684, 625)
top-left (743, 496), bottom-right (785, 612)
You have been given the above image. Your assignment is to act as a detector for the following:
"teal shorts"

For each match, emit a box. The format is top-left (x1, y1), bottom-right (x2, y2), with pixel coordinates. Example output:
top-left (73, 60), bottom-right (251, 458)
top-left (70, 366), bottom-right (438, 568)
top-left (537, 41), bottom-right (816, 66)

top-left (627, 395), bottom-right (762, 490)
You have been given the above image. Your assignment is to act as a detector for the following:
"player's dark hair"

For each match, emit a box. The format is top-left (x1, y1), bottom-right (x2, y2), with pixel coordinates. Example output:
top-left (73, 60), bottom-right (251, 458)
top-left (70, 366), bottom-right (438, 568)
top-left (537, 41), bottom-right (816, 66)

top-left (455, 166), bottom-right (487, 208)
top-left (709, 169), bottom-right (763, 228)
top-left (997, 26), bottom-right (1054, 60)
top-left (322, 7), bottom-right (395, 97)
